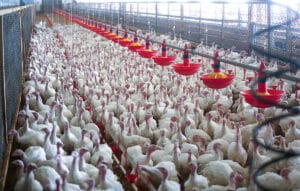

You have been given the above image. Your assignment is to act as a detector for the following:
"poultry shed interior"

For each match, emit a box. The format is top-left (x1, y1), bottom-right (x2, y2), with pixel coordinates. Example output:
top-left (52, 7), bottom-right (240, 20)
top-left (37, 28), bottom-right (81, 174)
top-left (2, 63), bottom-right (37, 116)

top-left (0, 0), bottom-right (300, 190)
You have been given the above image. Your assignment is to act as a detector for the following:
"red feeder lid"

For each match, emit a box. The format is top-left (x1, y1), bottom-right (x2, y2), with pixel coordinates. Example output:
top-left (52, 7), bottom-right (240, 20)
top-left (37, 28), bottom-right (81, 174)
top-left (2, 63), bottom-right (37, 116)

top-left (200, 74), bottom-right (234, 89)
top-left (128, 32), bottom-right (144, 52)
top-left (173, 44), bottom-right (201, 75)
top-left (200, 50), bottom-right (234, 89)
top-left (153, 39), bottom-right (176, 66)
top-left (119, 38), bottom-right (133, 47)
top-left (240, 61), bottom-right (284, 108)
top-left (240, 89), bottom-right (284, 108)
top-left (137, 35), bottom-right (157, 58)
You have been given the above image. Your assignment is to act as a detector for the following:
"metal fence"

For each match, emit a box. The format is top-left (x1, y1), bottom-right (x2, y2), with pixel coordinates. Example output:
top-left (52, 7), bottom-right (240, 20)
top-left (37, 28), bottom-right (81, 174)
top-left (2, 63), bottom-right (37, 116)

top-left (0, 5), bottom-right (35, 190)
top-left (63, 2), bottom-right (300, 60)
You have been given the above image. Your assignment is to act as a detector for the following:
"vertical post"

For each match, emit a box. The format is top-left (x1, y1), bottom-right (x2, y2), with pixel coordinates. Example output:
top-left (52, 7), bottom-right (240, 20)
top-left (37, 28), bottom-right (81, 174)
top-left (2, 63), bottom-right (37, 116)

top-left (0, 16), bottom-right (6, 147)
top-left (123, 3), bottom-right (126, 27)
top-left (236, 5), bottom-right (241, 29)
top-left (248, 3), bottom-right (253, 53)
top-left (155, 2), bottom-right (158, 32)
top-left (130, 3), bottom-right (133, 29)
top-left (180, 3), bottom-right (184, 38)
top-left (137, 3), bottom-right (139, 29)
top-left (199, 3), bottom-right (202, 41)
top-left (267, 0), bottom-right (271, 62)
top-left (168, 2), bottom-right (170, 35)
top-left (109, 3), bottom-right (112, 25)
top-left (286, 7), bottom-right (292, 58)
top-left (221, 3), bottom-right (225, 48)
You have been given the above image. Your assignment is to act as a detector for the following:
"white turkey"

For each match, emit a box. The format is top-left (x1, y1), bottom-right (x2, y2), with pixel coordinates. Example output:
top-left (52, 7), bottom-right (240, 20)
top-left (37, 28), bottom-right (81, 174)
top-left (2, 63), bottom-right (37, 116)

top-left (184, 162), bottom-right (209, 191)
top-left (67, 151), bottom-right (90, 188)
top-left (9, 117), bottom-right (45, 149)
top-left (198, 142), bottom-right (223, 170)
top-left (14, 163), bottom-right (43, 191)
top-left (157, 166), bottom-right (180, 191)
top-left (227, 124), bottom-right (248, 166)
top-left (139, 161), bottom-right (179, 187)
top-left (96, 164), bottom-right (124, 190)
top-left (12, 146), bottom-right (46, 166)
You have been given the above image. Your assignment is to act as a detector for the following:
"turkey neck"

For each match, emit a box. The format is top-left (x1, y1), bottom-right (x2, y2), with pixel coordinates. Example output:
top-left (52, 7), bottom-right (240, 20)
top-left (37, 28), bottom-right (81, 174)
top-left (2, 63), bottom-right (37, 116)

top-left (235, 126), bottom-right (242, 148)
top-left (98, 167), bottom-right (108, 189)
top-left (25, 168), bottom-right (35, 191)
top-left (79, 154), bottom-right (86, 171)
top-left (70, 155), bottom-right (80, 179)
top-left (64, 123), bottom-right (72, 139)
top-left (50, 123), bottom-right (58, 144)
top-left (37, 94), bottom-right (44, 108)
top-left (213, 147), bottom-right (222, 160)
top-left (49, 104), bottom-right (56, 121)
top-left (292, 124), bottom-right (300, 137)
top-left (173, 144), bottom-right (180, 165)
top-left (45, 80), bottom-right (51, 91)
top-left (24, 118), bottom-right (31, 133)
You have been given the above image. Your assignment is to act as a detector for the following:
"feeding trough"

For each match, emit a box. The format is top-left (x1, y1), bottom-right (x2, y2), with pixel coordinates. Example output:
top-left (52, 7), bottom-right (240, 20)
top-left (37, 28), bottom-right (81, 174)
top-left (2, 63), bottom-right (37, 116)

top-left (137, 35), bottom-right (157, 58)
top-left (128, 32), bottom-right (144, 52)
top-left (241, 61), bottom-right (284, 108)
top-left (173, 44), bottom-right (201, 75)
top-left (200, 50), bottom-right (234, 89)
top-left (153, 39), bottom-right (176, 66)
top-left (119, 28), bottom-right (133, 47)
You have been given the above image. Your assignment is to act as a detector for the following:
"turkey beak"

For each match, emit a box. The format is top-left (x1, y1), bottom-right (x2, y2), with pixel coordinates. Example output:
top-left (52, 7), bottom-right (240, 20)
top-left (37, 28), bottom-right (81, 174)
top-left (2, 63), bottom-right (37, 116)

top-left (33, 112), bottom-right (39, 120)
top-left (57, 142), bottom-right (64, 149)
top-left (235, 173), bottom-right (244, 185)
top-left (42, 128), bottom-right (50, 135)
top-left (11, 160), bottom-right (23, 167)
top-left (12, 150), bottom-right (23, 158)
top-left (79, 147), bottom-right (89, 157)
top-left (149, 145), bottom-right (161, 152)
top-left (18, 111), bottom-right (25, 117)
top-left (27, 163), bottom-right (37, 172)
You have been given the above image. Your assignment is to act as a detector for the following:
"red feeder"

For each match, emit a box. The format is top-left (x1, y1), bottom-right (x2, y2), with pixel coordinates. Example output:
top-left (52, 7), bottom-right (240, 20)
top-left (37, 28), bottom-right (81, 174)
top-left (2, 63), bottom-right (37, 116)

top-left (128, 32), bottom-right (144, 52)
top-left (240, 61), bottom-right (284, 108)
top-left (173, 44), bottom-right (201, 75)
top-left (137, 35), bottom-right (157, 58)
top-left (110, 28), bottom-right (125, 43)
top-left (104, 26), bottom-right (117, 40)
top-left (200, 50), bottom-right (234, 89)
top-left (153, 39), bottom-right (176, 66)
top-left (119, 28), bottom-right (133, 47)
top-left (99, 25), bottom-right (112, 37)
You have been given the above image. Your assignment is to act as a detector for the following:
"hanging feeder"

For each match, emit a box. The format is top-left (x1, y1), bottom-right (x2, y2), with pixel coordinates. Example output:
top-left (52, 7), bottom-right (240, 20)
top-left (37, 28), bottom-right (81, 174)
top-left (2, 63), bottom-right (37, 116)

top-left (137, 35), bottom-right (157, 58)
top-left (98, 24), bottom-right (110, 36)
top-left (110, 28), bottom-right (124, 43)
top-left (119, 28), bottom-right (133, 47)
top-left (153, 39), bottom-right (176, 66)
top-left (94, 23), bottom-right (103, 33)
top-left (128, 32), bottom-right (144, 52)
top-left (200, 50), bottom-right (234, 89)
top-left (173, 44), bottom-right (201, 75)
top-left (104, 25), bottom-right (118, 40)
top-left (240, 61), bottom-right (284, 108)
